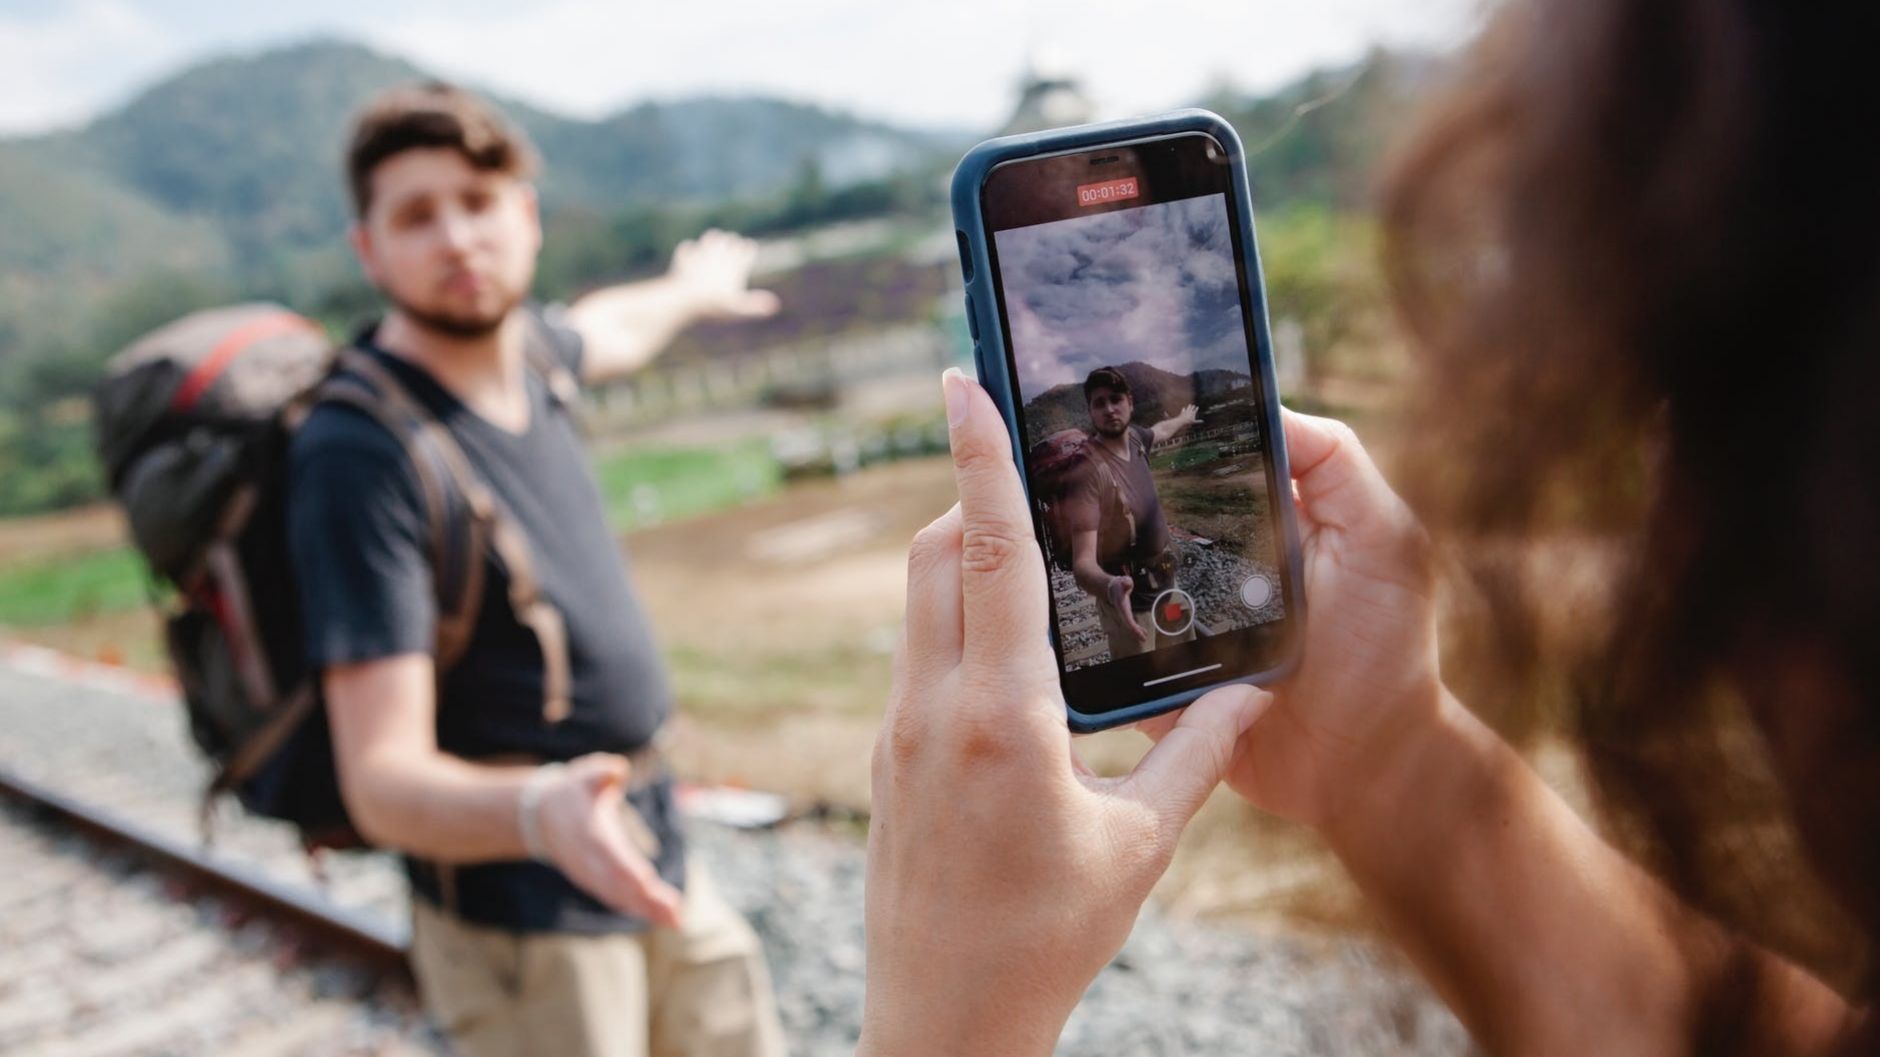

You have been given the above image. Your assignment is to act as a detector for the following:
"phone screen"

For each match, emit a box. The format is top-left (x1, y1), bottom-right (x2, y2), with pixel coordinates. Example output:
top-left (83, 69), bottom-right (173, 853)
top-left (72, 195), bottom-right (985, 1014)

top-left (980, 133), bottom-right (1298, 714)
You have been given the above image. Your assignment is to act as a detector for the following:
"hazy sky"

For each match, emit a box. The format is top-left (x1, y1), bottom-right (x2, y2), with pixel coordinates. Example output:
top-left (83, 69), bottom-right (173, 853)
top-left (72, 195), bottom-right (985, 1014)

top-left (0, 0), bottom-right (1481, 136)
top-left (998, 194), bottom-right (1249, 395)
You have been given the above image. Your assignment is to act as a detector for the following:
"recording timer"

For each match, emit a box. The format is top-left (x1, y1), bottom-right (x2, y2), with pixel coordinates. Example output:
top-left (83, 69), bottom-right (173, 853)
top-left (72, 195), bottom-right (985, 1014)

top-left (1075, 176), bottom-right (1139, 207)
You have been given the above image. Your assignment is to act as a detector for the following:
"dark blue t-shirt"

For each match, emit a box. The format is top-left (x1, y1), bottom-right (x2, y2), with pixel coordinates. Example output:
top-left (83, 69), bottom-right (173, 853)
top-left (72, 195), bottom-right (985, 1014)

top-left (287, 312), bottom-right (683, 934)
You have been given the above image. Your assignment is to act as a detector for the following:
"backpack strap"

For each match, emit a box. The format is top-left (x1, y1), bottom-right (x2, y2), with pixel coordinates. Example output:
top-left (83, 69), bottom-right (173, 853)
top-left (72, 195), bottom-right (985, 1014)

top-left (520, 318), bottom-right (583, 418)
top-left (485, 506), bottom-right (573, 723)
top-left (325, 348), bottom-right (572, 723)
top-left (207, 682), bottom-right (319, 801)
top-left (306, 371), bottom-right (486, 673)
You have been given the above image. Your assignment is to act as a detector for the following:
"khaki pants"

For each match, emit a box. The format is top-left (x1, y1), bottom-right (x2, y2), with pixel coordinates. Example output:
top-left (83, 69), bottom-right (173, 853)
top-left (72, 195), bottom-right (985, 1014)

top-left (1097, 601), bottom-right (1196, 660)
top-left (409, 861), bottom-right (788, 1057)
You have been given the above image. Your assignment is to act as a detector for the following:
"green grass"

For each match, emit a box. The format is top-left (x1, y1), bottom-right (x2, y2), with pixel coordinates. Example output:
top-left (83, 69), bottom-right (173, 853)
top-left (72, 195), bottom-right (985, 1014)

top-left (0, 440), bottom-right (783, 627)
top-left (592, 438), bottom-right (783, 531)
top-left (0, 547), bottom-right (149, 627)
top-left (1150, 442), bottom-right (1222, 473)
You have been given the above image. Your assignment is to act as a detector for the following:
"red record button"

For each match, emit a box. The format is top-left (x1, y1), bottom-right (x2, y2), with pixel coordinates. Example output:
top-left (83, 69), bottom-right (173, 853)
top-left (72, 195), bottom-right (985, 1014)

top-left (1150, 588), bottom-right (1196, 637)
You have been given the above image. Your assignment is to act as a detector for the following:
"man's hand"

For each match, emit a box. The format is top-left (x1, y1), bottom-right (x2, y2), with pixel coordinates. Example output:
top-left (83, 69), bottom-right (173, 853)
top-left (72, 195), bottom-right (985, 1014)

top-left (531, 754), bottom-right (683, 928)
top-left (1070, 530), bottom-right (1145, 641)
top-left (565, 228), bottom-right (780, 383)
top-left (1105, 574), bottom-right (1148, 642)
top-left (1151, 403), bottom-right (1202, 444)
top-left (665, 229), bottom-right (781, 321)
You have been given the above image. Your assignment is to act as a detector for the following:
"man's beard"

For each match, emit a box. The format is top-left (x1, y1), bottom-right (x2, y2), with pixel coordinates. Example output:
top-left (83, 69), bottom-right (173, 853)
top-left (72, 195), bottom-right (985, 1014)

top-left (387, 287), bottom-right (523, 340)
top-left (1091, 417), bottom-right (1129, 439)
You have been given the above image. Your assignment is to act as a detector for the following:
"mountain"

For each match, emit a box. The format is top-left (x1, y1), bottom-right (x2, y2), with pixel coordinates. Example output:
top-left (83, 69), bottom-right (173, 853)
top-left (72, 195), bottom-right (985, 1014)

top-left (0, 39), bottom-right (1440, 387)
top-left (0, 39), bottom-right (957, 362)
top-left (530, 96), bottom-right (942, 208)
top-left (1020, 361), bottom-right (1253, 445)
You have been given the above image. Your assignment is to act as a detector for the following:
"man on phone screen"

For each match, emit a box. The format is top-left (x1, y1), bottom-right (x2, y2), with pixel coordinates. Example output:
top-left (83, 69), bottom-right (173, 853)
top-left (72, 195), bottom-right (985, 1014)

top-left (1064, 366), bottom-right (1201, 659)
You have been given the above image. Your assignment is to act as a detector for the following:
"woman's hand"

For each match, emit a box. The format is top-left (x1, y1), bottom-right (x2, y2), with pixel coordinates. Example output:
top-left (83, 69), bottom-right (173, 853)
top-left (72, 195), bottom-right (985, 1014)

top-left (859, 369), bottom-right (1269, 1057)
top-left (1140, 410), bottom-right (1442, 833)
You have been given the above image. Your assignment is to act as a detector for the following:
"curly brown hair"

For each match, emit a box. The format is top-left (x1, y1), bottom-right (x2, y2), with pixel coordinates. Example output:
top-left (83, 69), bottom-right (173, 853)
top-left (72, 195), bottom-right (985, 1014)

top-left (344, 81), bottom-right (539, 218)
top-left (1381, 1), bottom-right (1879, 1048)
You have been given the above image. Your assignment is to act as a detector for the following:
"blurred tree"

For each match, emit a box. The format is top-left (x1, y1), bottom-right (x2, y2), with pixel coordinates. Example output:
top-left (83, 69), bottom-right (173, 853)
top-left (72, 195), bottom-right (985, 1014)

top-left (1256, 204), bottom-right (1384, 390)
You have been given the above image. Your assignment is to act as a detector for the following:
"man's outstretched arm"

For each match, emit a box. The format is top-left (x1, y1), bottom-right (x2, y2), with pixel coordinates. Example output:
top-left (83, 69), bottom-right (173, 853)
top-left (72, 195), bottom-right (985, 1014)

top-left (1068, 527), bottom-right (1144, 641)
top-left (564, 229), bottom-right (779, 384)
top-left (1149, 403), bottom-right (1200, 445)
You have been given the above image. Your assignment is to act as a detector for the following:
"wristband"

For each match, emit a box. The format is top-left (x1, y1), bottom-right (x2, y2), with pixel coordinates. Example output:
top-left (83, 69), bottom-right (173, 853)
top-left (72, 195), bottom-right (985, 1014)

top-left (517, 762), bottom-right (566, 863)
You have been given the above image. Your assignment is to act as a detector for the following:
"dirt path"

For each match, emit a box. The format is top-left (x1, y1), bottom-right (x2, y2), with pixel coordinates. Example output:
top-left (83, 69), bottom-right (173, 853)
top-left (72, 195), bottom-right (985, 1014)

top-left (628, 457), bottom-right (955, 807)
top-left (0, 504), bottom-right (127, 563)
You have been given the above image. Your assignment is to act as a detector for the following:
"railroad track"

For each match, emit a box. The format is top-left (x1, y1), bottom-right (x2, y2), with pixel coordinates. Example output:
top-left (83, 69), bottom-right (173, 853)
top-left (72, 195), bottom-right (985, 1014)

top-left (0, 766), bottom-right (408, 976)
top-left (0, 651), bottom-right (440, 1056)
top-left (0, 778), bottom-right (441, 1057)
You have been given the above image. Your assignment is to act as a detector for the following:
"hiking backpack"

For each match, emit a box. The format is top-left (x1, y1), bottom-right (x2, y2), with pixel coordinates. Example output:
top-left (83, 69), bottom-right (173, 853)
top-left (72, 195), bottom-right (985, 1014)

top-left (93, 302), bottom-right (575, 849)
top-left (1027, 427), bottom-right (1132, 571)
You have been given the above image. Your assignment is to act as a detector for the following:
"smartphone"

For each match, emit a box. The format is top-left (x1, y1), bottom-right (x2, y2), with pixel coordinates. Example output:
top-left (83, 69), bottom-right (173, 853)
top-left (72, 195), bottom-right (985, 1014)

top-left (950, 109), bottom-right (1306, 733)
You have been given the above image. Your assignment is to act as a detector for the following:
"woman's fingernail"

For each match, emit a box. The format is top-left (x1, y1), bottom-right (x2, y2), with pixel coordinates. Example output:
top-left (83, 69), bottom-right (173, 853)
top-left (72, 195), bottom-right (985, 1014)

top-left (1237, 689), bottom-right (1274, 736)
top-left (942, 367), bottom-right (971, 428)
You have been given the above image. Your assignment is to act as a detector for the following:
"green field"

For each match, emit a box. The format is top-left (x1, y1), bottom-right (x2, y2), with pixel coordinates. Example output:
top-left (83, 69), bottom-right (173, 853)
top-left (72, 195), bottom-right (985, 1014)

top-left (0, 440), bottom-right (784, 628)
top-left (0, 547), bottom-right (149, 627)
top-left (593, 439), bottom-right (782, 530)
top-left (1151, 441), bottom-right (1223, 473)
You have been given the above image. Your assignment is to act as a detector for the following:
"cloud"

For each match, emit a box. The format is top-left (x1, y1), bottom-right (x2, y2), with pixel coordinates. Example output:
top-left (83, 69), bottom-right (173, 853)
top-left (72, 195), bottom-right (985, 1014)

top-left (996, 194), bottom-right (1253, 394)
top-left (356, 0), bottom-right (1478, 130)
top-left (0, 0), bottom-right (185, 133)
top-left (360, 0), bottom-right (1027, 128)
top-left (0, 0), bottom-right (1481, 139)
